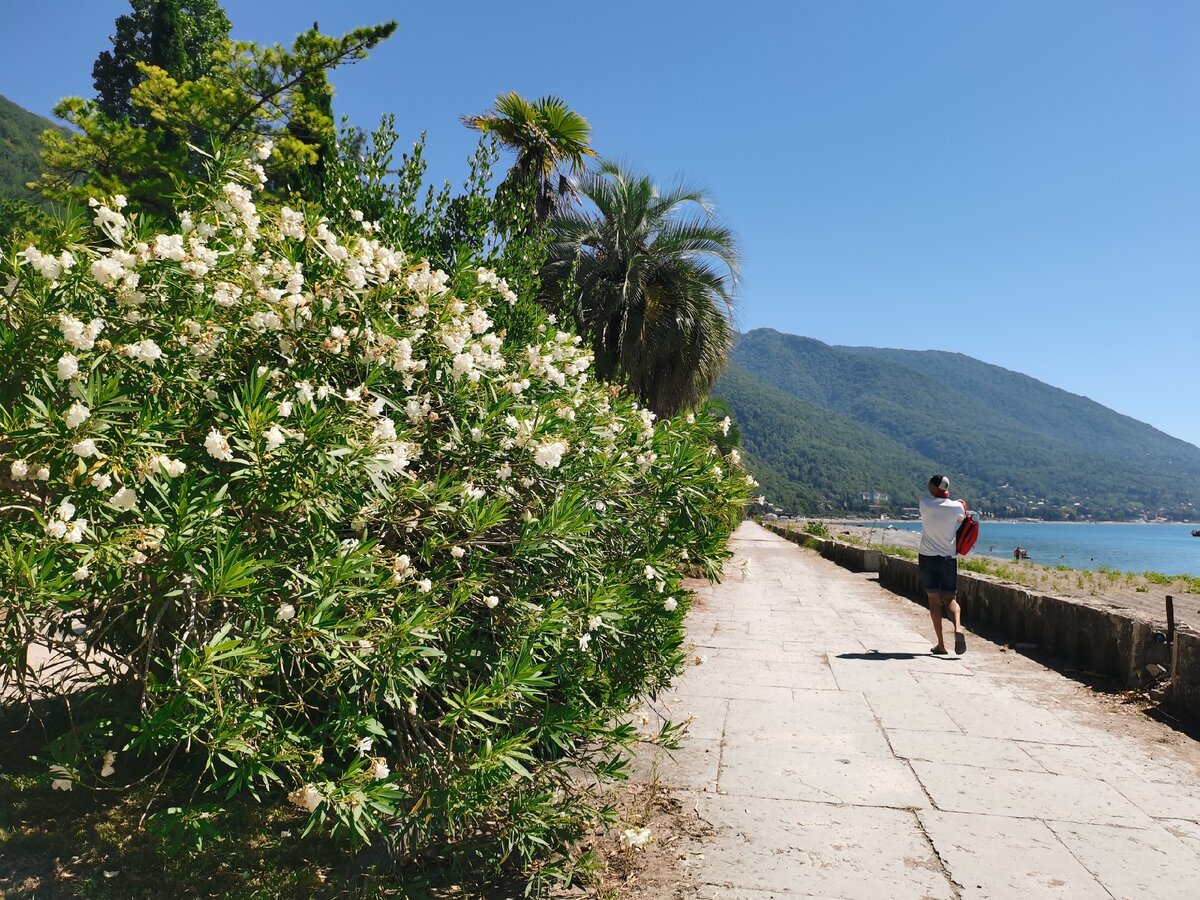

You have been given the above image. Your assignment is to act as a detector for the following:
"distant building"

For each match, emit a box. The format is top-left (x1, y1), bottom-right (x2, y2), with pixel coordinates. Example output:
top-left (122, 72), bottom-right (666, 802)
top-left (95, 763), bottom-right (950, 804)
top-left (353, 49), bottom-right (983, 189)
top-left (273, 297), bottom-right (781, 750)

top-left (859, 491), bottom-right (889, 503)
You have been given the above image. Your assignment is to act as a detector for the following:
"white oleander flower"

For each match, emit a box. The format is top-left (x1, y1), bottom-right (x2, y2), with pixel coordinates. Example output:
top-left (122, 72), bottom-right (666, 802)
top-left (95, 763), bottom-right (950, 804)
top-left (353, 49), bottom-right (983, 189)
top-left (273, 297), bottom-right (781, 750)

top-left (149, 455), bottom-right (186, 478)
top-left (10, 460), bottom-right (29, 480)
top-left (663, 597), bottom-right (678, 612)
top-left (278, 400), bottom-right (293, 418)
top-left (72, 438), bottom-right (98, 459)
top-left (64, 402), bottom-right (90, 429)
top-left (110, 487), bottom-right (137, 511)
top-left (205, 428), bottom-right (233, 461)
top-left (588, 615), bottom-right (603, 631)
top-left (533, 440), bottom-right (567, 469)
top-left (90, 472), bottom-right (113, 490)
top-left (35, 466), bottom-right (50, 481)
top-left (417, 578), bottom-right (432, 593)
top-left (64, 518), bottom-right (87, 544)
top-left (450, 546), bottom-right (465, 559)
top-left (289, 784), bottom-right (323, 812)
top-left (100, 751), bottom-right (117, 778)
top-left (57, 354), bottom-right (79, 380)
top-left (119, 339), bottom-right (163, 365)
top-left (264, 425), bottom-right (286, 452)
top-left (369, 758), bottom-right (390, 780)
top-left (578, 632), bottom-right (591, 652)
top-left (357, 737), bottom-right (373, 754)
top-left (484, 595), bottom-right (500, 609)
top-left (644, 565), bottom-right (657, 580)
top-left (373, 418), bottom-right (397, 442)
top-left (73, 564), bottom-right (90, 581)
top-left (620, 826), bottom-right (652, 850)
top-left (275, 603), bottom-right (296, 622)
top-left (45, 519), bottom-right (68, 540)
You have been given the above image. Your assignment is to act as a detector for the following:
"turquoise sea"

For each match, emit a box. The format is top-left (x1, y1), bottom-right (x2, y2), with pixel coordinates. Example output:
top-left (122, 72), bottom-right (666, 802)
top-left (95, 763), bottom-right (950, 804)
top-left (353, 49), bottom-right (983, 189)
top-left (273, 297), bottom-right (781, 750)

top-left (875, 521), bottom-right (1200, 577)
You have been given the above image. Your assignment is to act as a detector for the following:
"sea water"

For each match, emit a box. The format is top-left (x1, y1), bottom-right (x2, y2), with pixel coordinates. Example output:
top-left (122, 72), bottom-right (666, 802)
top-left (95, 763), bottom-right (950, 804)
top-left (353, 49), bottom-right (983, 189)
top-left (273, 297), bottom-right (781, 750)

top-left (876, 521), bottom-right (1200, 577)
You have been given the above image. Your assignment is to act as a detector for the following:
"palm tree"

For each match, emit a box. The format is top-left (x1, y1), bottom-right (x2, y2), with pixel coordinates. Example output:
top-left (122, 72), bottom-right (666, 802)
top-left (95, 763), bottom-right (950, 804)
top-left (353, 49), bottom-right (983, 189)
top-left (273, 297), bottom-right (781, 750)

top-left (461, 92), bottom-right (595, 225)
top-left (541, 160), bottom-right (739, 418)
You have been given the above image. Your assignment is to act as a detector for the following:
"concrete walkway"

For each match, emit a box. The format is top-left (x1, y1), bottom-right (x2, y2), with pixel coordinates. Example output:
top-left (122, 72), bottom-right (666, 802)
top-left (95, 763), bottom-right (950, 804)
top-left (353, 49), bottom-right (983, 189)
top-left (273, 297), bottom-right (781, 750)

top-left (649, 522), bottom-right (1200, 899)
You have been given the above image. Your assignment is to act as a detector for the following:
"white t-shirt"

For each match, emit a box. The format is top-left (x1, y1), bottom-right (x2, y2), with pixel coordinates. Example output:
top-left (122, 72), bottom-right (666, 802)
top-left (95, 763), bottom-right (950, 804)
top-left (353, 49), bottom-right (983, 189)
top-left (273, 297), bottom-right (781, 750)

top-left (919, 495), bottom-right (966, 557)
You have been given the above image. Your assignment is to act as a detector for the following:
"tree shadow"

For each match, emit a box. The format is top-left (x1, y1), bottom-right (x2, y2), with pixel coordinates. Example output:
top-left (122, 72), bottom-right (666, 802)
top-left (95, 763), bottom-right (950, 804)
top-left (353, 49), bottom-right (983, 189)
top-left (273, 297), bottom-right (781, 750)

top-left (836, 652), bottom-right (945, 661)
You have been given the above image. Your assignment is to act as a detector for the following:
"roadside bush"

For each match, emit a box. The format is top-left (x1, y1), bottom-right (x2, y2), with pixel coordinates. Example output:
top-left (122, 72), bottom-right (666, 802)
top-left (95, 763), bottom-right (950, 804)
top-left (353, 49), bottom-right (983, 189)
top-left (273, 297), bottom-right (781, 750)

top-left (803, 520), bottom-right (829, 539)
top-left (0, 144), bottom-right (748, 885)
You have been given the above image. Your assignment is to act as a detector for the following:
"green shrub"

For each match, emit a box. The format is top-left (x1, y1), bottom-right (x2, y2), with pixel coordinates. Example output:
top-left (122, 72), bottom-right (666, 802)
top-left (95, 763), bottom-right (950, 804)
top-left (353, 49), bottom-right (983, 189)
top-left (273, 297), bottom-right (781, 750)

top-left (803, 520), bottom-right (829, 538)
top-left (0, 146), bottom-right (748, 884)
top-left (1144, 571), bottom-right (1174, 585)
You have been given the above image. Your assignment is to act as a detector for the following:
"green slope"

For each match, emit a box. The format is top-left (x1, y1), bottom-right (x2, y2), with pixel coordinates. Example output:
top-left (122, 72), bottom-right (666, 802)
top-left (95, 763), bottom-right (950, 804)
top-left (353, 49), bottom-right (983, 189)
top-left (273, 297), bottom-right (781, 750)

top-left (716, 329), bottom-right (1200, 519)
top-left (0, 94), bottom-right (58, 202)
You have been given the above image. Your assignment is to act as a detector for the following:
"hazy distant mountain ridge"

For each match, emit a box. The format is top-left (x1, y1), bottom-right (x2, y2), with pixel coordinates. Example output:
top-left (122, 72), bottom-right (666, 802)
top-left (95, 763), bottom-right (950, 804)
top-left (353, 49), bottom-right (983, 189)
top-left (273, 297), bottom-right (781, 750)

top-left (715, 329), bottom-right (1200, 519)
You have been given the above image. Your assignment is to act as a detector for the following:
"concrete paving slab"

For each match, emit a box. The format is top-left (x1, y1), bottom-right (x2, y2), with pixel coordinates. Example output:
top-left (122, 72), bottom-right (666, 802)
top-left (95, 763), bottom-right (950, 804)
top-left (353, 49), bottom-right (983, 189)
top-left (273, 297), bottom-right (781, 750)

top-left (1046, 820), bottom-right (1200, 899)
top-left (656, 693), bottom-right (729, 742)
top-left (917, 809), bottom-right (1110, 899)
top-left (911, 670), bottom-right (1038, 697)
top-left (1160, 818), bottom-right (1200, 856)
top-left (1104, 774), bottom-right (1200, 821)
top-left (721, 696), bottom-right (894, 758)
top-left (672, 677), bottom-right (797, 703)
top-left (719, 747), bottom-right (929, 807)
top-left (886, 728), bottom-right (1046, 773)
top-left (1016, 740), bottom-right (1129, 777)
top-left (937, 695), bottom-right (1097, 745)
top-left (864, 692), bottom-right (964, 734)
top-left (683, 793), bottom-right (954, 899)
top-left (628, 738), bottom-right (722, 793)
top-left (826, 658), bottom-right (925, 694)
top-left (912, 760), bottom-right (1155, 825)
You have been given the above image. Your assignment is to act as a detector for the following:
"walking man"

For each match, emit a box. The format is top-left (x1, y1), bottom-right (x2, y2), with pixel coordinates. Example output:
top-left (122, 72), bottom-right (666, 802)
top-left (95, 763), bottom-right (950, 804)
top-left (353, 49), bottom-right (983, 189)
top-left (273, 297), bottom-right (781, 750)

top-left (919, 474), bottom-right (967, 655)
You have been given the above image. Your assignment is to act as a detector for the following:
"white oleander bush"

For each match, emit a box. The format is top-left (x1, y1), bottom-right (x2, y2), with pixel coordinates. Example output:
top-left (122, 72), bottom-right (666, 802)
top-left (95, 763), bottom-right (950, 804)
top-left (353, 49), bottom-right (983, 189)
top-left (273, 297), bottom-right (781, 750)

top-left (0, 144), bottom-right (748, 884)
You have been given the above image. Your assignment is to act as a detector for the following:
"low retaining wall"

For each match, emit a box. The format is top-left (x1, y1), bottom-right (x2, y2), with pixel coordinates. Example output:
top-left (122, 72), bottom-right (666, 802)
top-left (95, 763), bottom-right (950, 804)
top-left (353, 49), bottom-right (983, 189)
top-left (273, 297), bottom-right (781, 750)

top-left (764, 523), bottom-right (1198, 720)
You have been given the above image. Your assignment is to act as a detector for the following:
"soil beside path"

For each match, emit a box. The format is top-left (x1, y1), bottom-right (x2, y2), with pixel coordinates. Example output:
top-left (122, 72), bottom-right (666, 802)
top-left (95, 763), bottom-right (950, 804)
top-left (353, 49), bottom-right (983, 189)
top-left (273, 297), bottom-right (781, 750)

top-left (613, 521), bottom-right (1200, 899)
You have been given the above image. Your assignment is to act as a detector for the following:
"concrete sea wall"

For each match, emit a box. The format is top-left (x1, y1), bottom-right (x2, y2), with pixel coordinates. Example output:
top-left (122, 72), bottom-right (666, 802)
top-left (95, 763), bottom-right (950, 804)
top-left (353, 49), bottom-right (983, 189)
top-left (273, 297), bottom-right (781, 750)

top-left (766, 523), bottom-right (1200, 720)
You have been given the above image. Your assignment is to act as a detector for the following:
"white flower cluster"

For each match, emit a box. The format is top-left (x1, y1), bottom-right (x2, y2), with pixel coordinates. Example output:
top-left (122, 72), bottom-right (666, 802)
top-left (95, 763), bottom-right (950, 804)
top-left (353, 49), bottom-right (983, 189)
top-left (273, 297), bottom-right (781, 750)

top-left (21, 245), bottom-right (76, 281)
top-left (118, 339), bottom-right (164, 365)
top-left (475, 266), bottom-right (518, 305)
top-left (44, 498), bottom-right (88, 543)
top-left (58, 314), bottom-right (105, 351)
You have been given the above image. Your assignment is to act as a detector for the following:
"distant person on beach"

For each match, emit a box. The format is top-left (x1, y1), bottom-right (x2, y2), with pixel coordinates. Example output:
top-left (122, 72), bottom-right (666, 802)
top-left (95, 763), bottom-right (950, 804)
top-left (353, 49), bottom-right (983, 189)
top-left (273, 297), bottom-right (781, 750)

top-left (919, 474), bottom-right (967, 656)
top-left (1014, 546), bottom-right (1021, 562)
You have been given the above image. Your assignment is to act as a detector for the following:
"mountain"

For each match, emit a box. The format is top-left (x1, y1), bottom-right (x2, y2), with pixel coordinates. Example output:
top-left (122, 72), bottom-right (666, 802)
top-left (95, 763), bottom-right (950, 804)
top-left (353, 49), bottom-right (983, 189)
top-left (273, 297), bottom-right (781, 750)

top-left (0, 94), bottom-right (58, 202)
top-left (714, 329), bottom-right (1200, 520)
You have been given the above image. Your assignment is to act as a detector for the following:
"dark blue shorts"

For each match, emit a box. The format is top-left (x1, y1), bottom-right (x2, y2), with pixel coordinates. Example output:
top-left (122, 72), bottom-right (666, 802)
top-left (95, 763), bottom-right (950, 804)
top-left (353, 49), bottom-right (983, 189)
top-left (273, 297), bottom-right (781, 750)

top-left (919, 554), bottom-right (958, 594)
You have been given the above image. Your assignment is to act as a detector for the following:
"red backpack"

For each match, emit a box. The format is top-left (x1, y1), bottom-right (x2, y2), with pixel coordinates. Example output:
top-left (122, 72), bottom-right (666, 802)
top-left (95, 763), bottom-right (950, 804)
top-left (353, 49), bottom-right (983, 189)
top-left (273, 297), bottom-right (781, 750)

top-left (955, 501), bottom-right (979, 556)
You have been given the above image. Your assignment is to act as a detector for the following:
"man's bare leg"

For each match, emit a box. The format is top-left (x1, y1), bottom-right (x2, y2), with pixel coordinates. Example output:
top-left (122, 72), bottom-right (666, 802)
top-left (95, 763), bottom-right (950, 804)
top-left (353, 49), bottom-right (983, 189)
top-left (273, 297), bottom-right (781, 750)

top-left (948, 596), bottom-right (966, 653)
top-left (928, 592), bottom-right (947, 652)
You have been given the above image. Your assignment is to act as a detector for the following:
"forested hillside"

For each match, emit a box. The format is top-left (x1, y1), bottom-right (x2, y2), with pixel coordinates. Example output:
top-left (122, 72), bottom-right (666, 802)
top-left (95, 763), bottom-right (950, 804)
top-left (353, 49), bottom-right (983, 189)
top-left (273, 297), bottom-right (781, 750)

top-left (0, 94), bottom-right (59, 200)
top-left (715, 329), bottom-right (1200, 520)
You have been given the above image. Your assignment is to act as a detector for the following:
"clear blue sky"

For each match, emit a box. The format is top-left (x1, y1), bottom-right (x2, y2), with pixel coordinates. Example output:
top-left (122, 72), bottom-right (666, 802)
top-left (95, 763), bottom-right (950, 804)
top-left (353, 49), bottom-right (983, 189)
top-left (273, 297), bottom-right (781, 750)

top-left (3, 1), bottom-right (1198, 446)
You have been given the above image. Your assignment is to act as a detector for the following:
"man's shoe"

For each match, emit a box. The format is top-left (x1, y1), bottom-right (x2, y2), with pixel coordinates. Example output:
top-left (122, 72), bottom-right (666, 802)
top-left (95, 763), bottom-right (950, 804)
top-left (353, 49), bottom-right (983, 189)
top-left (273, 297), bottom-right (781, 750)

top-left (954, 632), bottom-right (967, 655)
